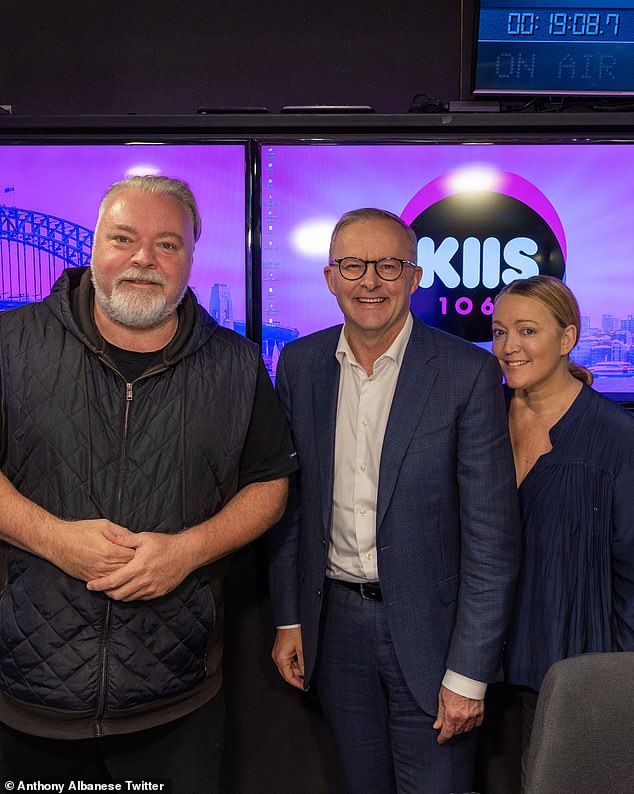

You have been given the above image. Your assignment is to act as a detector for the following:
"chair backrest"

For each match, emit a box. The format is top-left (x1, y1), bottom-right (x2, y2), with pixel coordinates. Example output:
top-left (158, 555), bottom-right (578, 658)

top-left (524, 652), bottom-right (634, 794)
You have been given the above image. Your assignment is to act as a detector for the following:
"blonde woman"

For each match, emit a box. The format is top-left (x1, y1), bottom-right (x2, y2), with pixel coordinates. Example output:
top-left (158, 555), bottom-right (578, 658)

top-left (491, 275), bottom-right (634, 784)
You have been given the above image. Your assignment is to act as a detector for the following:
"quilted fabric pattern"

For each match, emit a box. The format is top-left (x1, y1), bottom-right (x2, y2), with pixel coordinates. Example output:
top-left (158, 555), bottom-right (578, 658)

top-left (0, 554), bottom-right (103, 710)
top-left (106, 569), bottom-right (216, 710)
top-left (0, 270), bottom-right (259, 717)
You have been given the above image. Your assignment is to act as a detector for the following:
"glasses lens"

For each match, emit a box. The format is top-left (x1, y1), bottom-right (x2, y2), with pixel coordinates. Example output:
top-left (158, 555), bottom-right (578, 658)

top-left (375, 258), bottom-right (403, 281)
top-left (339, 258), bottom-right (366, 280)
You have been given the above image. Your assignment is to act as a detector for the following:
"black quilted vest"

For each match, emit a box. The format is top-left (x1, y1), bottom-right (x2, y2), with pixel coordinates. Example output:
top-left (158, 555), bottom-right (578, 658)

top-left (0, 268), bottom-right (258, 723)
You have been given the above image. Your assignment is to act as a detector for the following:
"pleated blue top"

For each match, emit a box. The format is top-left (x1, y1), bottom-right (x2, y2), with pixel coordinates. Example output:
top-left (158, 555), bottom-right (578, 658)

top-left (505, 384), bottom-right (634, 691)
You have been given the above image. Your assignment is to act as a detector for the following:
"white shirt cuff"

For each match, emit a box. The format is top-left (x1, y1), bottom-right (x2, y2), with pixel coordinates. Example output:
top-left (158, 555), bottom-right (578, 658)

top-left (442, 669), bottom-right (487, 700)
top-left (276, 624), bottom-right (301, 630)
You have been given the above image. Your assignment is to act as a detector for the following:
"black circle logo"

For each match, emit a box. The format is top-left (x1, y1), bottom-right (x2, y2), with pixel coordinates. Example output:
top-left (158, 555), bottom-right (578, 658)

top-left (402, 169), bottom-right (566, 342)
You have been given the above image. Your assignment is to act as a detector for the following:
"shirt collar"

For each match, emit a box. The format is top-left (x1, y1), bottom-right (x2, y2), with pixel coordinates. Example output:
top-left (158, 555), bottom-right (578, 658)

top-left (335, 312), bottom-right (413, 370)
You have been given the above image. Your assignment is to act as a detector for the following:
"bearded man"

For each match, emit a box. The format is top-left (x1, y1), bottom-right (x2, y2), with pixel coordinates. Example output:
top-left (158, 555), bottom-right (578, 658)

top-left (0, 176), bottom-right (296, 792)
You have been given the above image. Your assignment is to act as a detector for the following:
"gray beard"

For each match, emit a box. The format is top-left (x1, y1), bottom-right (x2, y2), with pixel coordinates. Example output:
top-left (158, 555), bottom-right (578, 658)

top-left (91, 267), bottom-right (185, 330)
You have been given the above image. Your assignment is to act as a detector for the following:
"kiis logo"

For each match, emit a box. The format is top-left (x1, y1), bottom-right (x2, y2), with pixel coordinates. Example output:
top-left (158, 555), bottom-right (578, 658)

top-left (401, 166), bottom-right (566, 342)
top-left (417, 235), bottom-right (540, 289)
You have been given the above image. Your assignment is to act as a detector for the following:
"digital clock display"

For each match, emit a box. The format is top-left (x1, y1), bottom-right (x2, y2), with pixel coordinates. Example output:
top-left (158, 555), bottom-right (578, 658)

top-left (474, 1), bottom-right (634, 95)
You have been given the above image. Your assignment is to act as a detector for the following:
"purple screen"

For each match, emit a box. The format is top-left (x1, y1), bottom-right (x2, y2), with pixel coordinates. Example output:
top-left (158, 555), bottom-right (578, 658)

top-left (261, 143), bottom-right (634, 399)
top-left (0, 144), bottom-right (246, 329)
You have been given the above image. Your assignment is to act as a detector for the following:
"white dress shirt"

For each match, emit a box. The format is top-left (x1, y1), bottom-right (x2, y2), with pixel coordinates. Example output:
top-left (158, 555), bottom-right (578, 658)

top-left (327, 313), bottom-right (486, 701)
top-left (327, 314), bottom-right (411, 582)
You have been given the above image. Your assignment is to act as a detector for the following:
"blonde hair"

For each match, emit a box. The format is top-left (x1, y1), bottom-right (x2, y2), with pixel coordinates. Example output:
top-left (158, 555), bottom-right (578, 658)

top-left (495, 275), bottom-right (593, 385)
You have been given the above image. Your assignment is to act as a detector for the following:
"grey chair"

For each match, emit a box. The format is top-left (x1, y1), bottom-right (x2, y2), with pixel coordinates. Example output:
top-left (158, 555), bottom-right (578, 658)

top-left (524, 652), bottom-right (634, 794)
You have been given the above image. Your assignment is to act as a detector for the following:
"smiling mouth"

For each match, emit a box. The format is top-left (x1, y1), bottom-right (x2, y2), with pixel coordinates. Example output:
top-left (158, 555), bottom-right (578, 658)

top-left (506, 360), bottom-right (530, 367)
top-left (357, 297), bottom-right (386, 303)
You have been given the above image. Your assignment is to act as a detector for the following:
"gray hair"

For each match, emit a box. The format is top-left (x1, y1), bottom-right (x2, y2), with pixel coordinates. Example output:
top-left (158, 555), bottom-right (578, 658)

top-left (97, 175), bottom-right (202, 242)
top-left (329, 208), bottom-right (417, 261)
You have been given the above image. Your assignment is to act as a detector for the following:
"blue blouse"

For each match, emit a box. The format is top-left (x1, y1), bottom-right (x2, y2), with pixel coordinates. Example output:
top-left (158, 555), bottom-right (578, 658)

top-left (505, 384), bottom-right (634, 691)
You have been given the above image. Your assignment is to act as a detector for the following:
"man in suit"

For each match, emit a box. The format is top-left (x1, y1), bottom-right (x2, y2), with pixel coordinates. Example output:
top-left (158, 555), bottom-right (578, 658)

top-left (269, 208), bottom-right (520, 793)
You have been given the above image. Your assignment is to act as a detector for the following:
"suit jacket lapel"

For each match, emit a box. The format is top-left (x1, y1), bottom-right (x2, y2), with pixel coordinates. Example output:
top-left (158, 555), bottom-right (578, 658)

top-left (376, 319), bottom-right (438, 530)
top-left (312, 331), bottom-right (341, 533)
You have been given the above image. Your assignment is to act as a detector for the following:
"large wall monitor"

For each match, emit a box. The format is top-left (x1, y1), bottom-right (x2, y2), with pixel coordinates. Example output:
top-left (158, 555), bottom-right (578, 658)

top-left (259, 140), bottom-right (634, 402)
top-left (0, 143), bottom-right (247, 329)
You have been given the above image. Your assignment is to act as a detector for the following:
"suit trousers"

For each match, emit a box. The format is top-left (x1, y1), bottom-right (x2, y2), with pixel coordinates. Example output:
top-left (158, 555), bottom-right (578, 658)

top-left (315, 579), bottom-right (478, 794)
top-left (0, 689), bottom-right (225, 794)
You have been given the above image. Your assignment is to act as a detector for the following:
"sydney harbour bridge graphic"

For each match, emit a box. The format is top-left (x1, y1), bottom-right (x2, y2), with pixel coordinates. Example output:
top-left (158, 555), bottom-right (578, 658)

top-left (0, 204), bottom-right (298, 375)
top-left (0, 205), bottom-right (93, 309)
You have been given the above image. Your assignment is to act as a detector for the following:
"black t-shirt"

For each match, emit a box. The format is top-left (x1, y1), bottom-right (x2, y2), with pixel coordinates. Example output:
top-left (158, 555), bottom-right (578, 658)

top-left (105, 341), bottom-right (297, 488)
top-left (236, 357), bottom-right (298, 488)
top-left (105, 342), bottom-right (163, 382)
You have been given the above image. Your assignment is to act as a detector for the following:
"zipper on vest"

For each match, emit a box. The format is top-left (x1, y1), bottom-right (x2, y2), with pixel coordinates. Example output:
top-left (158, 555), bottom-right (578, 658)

top-left (115, 390), bottom-right (133, 523)
top-left (95, 377), bottom-right (135, 733)
top-left (92, 362), bottom-right (168, 733)
top-left (98, 366), bottom-right (167, 523)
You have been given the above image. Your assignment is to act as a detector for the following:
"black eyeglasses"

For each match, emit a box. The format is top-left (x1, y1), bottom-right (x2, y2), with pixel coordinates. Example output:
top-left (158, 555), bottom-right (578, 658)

top-left (328, 257), bottom-right (418, 282)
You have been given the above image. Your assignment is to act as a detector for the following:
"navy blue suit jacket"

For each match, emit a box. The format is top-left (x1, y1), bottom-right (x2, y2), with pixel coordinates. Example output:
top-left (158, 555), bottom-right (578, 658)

top-left (269, 316), bottom-right (521, 714)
